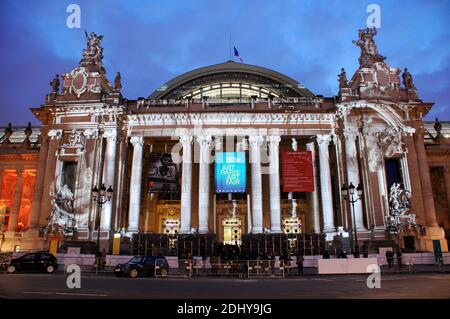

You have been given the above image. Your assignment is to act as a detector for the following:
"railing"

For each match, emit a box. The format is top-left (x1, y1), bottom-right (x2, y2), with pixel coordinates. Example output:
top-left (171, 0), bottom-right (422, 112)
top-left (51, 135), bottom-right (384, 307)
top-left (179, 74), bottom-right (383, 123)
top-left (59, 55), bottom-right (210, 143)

top-left (3, 253), bottom-right (448, 276)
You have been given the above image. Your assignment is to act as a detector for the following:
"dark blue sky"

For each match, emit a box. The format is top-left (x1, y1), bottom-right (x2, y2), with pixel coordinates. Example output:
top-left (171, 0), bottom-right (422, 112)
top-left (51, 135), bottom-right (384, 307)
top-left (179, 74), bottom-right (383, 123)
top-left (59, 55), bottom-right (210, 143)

top-left (1, 0), bottom-right (449, 125)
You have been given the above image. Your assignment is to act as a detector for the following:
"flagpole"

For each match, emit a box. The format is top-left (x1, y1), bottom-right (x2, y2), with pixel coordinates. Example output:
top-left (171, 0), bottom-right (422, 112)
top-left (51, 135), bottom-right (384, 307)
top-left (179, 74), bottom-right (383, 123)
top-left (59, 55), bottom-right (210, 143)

top-left (229, 32), bottom-right (231, 61)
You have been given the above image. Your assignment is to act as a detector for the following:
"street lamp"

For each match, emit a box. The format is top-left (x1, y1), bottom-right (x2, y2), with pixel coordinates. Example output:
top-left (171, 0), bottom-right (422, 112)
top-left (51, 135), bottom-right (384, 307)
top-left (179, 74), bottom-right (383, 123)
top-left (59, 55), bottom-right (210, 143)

top-left (92, 184), bottom-right (113, 273)
top-left (341, 182), bottom-right (363, 258)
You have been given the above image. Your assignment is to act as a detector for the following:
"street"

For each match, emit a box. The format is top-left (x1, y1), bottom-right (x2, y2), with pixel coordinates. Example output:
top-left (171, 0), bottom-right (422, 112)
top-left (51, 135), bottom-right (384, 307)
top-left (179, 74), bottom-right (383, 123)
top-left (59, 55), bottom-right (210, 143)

top-left (0, 272), bottom-right (449, 299)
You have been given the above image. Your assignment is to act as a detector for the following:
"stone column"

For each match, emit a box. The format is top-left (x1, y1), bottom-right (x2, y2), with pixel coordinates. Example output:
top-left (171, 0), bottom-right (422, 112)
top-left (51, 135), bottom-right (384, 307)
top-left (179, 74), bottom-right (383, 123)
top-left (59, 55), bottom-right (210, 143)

top-left (113, 137), bottom-right (127, 231)
top-left (101, 130), bottom-right (117, 231)
top-left (38, 130), bottom-right (61, 226)
top-left (179, 134), bottom-right (193, 234)
top-left (317, 135), bottom-right (335, 233)
top-left (268, 135), bottom-right (282, 233)
top-left (414, 128), bottom-right (438, 227)
top-left (127, 136), bottom-right (143, 233)
top-left (343, 128), bottom-right (366, 230)
top-left (8, 169), bottom-right (24, 232)
top-left (29, 134), bottom-right (49, 228)
top-left (402, 134), bottom-right (426, 224)
top-left (197, 134), bottom-right (212, 234)
top-left (249, 135), bottom-right (264, 234)
top-left (306, 142), bottom-right (320, 233)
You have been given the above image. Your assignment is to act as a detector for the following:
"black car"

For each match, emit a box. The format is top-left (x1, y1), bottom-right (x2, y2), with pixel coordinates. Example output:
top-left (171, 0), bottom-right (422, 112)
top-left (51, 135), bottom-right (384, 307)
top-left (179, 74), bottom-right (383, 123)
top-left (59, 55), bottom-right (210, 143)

top-left (114, 256), bottom-right (169, 278)
top-left (2, 252), bottom-right (58, 274)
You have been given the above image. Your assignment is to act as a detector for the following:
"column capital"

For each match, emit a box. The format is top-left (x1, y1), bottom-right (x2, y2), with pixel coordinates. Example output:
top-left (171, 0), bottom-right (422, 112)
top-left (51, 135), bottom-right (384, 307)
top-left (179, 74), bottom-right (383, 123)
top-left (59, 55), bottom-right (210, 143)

top-left (103, 129), bottom-right (117, 142)
top-left (83, 128), bottom-right (99, 139)
top-left (179, 134), bottom-right (193, 146)
top-left (130, 136), bottom-right (144, 147)
top-left (267, 135), bottom-right (281, 144)
top-left (248, 135), bottom-right (264, 147)
top-left (196, 134), bottom-right (213, 146)
top-left (342, 127), bottom-right (359, 141)
top-left (316, 134), bottom-right (332, 146)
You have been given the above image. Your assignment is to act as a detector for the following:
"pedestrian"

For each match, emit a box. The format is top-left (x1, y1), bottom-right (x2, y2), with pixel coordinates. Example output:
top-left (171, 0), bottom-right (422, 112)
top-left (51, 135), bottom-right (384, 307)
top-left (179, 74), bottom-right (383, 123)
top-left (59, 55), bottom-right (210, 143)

top-left (101, 248), bottom-right (107, 270)
top-left (296, 254), bottom-right (304, 275)
top-left (386, 250), bottom-right (394, 269)
top-left (396, 249), bottom-right (402, 269)
top-left (268, 252), bottom-right (275, 275)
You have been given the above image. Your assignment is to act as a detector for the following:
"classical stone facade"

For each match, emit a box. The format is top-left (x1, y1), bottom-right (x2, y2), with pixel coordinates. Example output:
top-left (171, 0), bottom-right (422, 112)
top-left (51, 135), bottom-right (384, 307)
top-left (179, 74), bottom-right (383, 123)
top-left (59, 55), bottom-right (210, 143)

top-left (0, 29), bottom-right (449, 254)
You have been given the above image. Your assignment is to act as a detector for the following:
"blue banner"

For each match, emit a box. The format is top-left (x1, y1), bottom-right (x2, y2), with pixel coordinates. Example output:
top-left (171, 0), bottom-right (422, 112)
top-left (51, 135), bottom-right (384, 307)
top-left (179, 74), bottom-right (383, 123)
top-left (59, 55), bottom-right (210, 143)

top-left (215, 152), bottom-right (246, 193)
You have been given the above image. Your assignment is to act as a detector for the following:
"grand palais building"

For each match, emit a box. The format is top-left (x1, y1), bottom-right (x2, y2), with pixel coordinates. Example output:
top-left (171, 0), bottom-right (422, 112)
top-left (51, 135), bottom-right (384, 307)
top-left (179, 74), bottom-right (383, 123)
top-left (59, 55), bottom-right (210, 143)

top-left (0, 28), bottom-right (449, 257)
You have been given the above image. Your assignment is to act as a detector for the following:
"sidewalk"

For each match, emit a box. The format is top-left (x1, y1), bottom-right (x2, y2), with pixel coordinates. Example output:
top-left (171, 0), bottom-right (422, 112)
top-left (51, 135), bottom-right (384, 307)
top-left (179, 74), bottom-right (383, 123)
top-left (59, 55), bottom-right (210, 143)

top-left (55, 264), bottom-right (450, 277)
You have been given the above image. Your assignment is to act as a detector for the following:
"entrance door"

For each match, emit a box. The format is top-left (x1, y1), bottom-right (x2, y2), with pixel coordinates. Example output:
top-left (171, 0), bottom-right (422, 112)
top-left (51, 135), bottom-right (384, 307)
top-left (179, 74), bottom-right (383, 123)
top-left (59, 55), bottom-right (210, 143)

top-left (222, 217), bottom-right (242, 245)
top-left (433, 240), bottom-right (443, 262)
top-left (403, 236), bottom-right (416, 252)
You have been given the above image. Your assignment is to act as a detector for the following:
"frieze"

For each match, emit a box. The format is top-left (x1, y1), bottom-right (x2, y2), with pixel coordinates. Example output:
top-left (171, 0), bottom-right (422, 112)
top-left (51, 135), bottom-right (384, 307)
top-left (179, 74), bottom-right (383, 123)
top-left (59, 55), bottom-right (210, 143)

top-left (127, 112), bottom-right (335, 127)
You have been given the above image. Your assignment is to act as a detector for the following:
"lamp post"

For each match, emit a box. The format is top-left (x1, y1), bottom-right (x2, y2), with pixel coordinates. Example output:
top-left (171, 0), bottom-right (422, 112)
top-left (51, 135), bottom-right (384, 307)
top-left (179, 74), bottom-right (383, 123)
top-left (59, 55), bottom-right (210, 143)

top-left (92, 184), bottom-right (113, 273)
top-left (341, 182), bottom-right (363, 258)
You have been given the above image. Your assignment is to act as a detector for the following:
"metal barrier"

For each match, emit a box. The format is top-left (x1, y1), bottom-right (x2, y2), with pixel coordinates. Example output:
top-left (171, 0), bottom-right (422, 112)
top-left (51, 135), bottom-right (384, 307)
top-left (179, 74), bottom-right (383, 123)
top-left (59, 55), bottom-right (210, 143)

top-left (379, 254), bottom-right (450, 273)
top-left (247, 260), bottom-right (273, 277)
top-left (154, 259), bottom-right (169, 277)
top-left (177, 259), bottom-right (194, 277)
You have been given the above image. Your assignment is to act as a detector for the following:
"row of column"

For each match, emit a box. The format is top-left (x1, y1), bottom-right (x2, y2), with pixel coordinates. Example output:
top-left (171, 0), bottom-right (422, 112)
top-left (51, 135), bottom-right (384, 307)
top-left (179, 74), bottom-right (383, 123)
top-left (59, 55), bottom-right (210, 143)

top-left (0, 168), bottom-right (25, 232)
top-left (126, 133), bottom-right (339, 235)
top-left (124, 126), bottom-right (446, 235)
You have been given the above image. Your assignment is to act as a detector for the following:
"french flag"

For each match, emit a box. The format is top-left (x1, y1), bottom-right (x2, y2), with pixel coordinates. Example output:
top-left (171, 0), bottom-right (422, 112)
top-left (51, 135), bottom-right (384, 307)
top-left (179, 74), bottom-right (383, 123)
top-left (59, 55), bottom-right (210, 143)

top-left (234, 46), bottom-right (243, 63)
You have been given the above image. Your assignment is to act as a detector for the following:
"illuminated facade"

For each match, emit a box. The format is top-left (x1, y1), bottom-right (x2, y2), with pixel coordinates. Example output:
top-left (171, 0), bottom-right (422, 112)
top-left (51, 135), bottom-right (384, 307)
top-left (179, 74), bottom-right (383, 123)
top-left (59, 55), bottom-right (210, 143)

top-left (0, 28), bottom-right (449, 254)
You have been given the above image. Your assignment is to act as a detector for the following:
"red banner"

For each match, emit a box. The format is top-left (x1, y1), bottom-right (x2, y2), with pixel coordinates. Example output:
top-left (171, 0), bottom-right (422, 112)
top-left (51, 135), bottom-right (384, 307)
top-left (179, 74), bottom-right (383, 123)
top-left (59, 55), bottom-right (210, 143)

top-left (282, 151), bottom-right (314, 192)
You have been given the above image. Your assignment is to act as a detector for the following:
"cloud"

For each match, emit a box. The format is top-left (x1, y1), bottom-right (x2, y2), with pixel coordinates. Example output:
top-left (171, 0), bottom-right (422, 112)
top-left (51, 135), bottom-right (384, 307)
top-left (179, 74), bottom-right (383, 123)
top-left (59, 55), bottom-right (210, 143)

top-left (1, 0), bottom-right (449, 125)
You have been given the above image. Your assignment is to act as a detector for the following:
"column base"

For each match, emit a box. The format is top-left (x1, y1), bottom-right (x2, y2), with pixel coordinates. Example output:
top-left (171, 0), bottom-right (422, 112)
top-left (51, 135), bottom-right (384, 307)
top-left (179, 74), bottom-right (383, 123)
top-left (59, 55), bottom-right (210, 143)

top-left (179, 228), bottom-right (192, 235)
top-left (356, 225), bottom-right (368, 232)
top-left (270, 227), bottom-right (282, 234)
top-left (251, 226), bottom-right (263, 234)
top-left (322, 226), bottom-right (336, 234)
top-left (92, 230), bottom-right (111, 240)
top-left (75, 228), bottom-right (90, 240)
top-left (418, 226), bottom-right (448, 252)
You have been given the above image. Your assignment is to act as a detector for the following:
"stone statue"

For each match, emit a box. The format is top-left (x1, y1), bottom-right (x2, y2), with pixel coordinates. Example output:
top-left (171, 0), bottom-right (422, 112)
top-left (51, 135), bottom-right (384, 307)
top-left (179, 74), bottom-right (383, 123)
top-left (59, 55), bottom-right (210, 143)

top-left (50, 74), bottom-right (60, 93)
top-left (352, 27), bottom-right (385, 67)
top-left (46, 184), bottom-right (76, 236)
top-left (385, 183), bottom-right (417, 234)
top-left (402, 68), bottom-right (416, 91)
top-left (338, 68), bottom-right (348, 88)
top-left (81, 31), bottom-right (104, 72)
top-left (379, 128), bottom-right (406, 157)
top-left (434, 118), bottom-right (444, 141)
top-left (1, 123), bottom-right (13, 144)
top-left (291, 199), bottom-right (297, 218)
top-left (22, 122), bottom-right (32, 145)
top-left (231, 199), bottom-right (238, 218)
top-left (114, 72), bottom-right (122, 91)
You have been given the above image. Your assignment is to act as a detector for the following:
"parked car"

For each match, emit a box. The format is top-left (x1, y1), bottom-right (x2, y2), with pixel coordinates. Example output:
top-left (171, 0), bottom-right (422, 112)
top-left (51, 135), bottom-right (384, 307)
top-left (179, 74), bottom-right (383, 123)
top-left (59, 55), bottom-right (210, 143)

top-left (114, 256), bottom-right (169, 278)
top-left (2, 252), bottom-right (58, 274)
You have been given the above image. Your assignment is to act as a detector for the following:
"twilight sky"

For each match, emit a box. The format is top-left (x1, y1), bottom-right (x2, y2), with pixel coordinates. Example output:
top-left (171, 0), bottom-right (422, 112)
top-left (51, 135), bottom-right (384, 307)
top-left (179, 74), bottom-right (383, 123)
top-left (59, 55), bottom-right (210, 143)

top-left (1, 0), bottom-right (449, 125)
